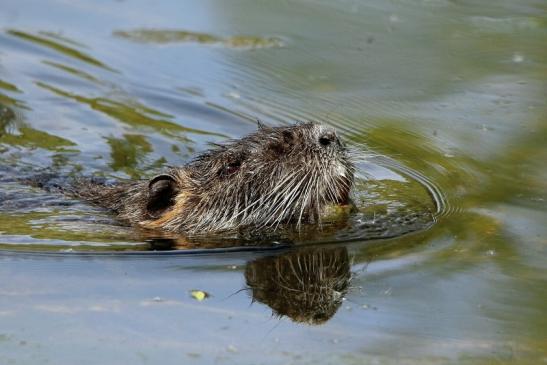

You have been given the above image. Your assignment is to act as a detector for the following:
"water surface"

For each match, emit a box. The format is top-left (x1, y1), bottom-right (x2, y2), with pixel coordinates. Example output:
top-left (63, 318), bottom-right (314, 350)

top-left (0, 0), bottom-right (546, 364)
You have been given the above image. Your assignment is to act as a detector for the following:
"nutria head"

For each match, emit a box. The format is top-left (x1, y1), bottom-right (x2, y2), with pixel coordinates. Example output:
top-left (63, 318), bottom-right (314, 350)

top-left (73, 122), bottom-right (355, 234)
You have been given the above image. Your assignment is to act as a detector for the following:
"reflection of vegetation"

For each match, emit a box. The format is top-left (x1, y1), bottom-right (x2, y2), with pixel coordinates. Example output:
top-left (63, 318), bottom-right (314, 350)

top-left (0, 79), bottom-right (27, 109)
top-left (114, 29), bottom-right (284, 49)
top-left (464, 115), bottom-right (547, 206)
top-left (245, 246), bottom-right (350, 324)
top-left (350, 115), bottom-right (547, 272)
top-left (38, 31), bottom-right (88, 48)
top-left (7, 30), bottom-right (115, 72)
top-left (446, 14), bottom-right (547, 81)
top-left (42, 60), bottom-right (101, 84)
top-left (0, 103), bottom-right (16, 135)
top-left (339, 116), bottom-right (547, 356)
top-left (0, 126), bottom-right (76, 151)
top-left (351, 123), bottom-right (477, 204)
top-left (0, 79), bottom-right (21, 93)
top-left (35, 81), bottom-right (222, 139)
top-left (0, 102), bottom-right (75, 151)
top-left (52, 153), bottom-right (82, 173)
top-left (356, 115), bottom-right (546, 211)
top-left (106, 134), bottom-right (152, 178)
top-left (107, 134), bottom-right (152, 177)
top-left (345, 117), bottom-right (547, 358)
top-left (0, 211), bottom-right (142, 251)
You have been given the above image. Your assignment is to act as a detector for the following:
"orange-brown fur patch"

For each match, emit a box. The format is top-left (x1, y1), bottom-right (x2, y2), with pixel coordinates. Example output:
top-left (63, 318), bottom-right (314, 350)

top-left (140, 191), bottom-right (188, 230)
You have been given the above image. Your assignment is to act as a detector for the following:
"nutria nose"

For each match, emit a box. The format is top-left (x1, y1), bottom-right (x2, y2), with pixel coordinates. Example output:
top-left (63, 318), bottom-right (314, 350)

top-left (318, 131), bottom-right (338, 147)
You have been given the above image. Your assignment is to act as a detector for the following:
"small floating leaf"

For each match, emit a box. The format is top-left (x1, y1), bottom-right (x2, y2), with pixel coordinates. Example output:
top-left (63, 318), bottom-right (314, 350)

top-left (189, 290), bottom-right (210, 301)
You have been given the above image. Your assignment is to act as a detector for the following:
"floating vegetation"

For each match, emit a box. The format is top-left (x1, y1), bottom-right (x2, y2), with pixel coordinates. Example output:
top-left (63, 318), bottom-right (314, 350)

top-left (189, 290), bottom-right (210, 301)
top-left (113, 29), bottom-right (285, 49)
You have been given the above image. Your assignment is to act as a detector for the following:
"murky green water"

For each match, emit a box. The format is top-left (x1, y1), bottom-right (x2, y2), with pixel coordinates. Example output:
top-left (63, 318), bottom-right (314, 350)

top-left (1, 0), bottom-right (546, 364)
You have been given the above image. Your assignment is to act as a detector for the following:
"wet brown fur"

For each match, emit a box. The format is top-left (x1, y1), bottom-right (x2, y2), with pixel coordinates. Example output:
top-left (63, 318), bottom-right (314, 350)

top-left (70, 122), bottom-right (355, 234)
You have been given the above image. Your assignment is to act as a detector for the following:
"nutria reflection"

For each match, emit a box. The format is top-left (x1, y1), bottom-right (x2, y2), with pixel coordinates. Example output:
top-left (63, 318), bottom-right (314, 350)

top-left (245, 246), bottom-right (351, 325)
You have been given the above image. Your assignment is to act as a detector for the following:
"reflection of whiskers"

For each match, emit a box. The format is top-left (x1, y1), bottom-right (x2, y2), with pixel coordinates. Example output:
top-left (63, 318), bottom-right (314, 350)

top-left (244, 246), bottom-right (351, 325)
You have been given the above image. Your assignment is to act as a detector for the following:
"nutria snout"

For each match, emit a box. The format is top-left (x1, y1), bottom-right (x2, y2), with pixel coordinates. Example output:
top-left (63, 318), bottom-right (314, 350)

top-left (70, 122), bottom-right (355, 234)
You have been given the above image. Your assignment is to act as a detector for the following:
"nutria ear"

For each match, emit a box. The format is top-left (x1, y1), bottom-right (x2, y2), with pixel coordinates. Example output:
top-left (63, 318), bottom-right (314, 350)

top-left (146, 174), bottom-right (179, 219)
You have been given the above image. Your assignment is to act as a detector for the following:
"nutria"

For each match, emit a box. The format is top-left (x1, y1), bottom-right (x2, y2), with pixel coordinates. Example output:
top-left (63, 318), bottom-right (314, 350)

top-left (68, 122), bottom-right (354, 234)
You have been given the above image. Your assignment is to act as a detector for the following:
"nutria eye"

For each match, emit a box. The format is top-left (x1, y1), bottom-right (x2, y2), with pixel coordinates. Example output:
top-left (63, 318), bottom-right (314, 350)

top-left (220, 161), bottom-right (241, 176)
top-left (319, 136), bottom-right (331, 146)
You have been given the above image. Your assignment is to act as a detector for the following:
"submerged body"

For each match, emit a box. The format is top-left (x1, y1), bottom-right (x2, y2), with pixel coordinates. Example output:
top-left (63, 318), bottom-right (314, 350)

top-left (71, 122), bottom-right (354, 234)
